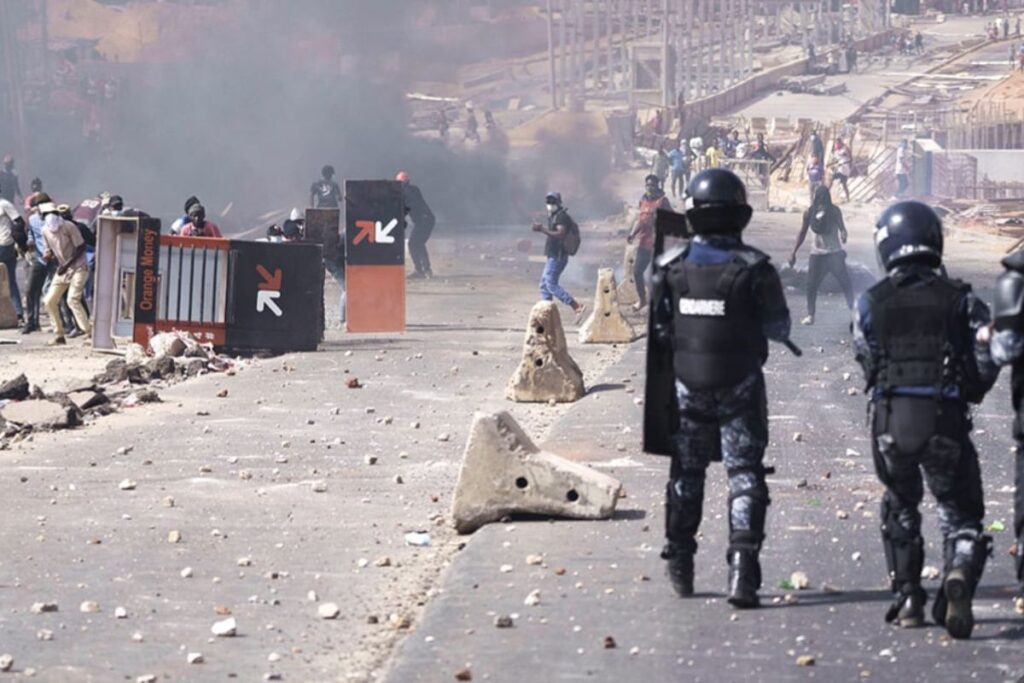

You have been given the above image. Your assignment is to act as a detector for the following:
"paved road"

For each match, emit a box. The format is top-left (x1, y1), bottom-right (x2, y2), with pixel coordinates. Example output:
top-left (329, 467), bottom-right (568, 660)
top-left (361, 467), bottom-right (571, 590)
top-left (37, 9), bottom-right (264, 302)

top-left (386, 211), bottom-right (1024, 683)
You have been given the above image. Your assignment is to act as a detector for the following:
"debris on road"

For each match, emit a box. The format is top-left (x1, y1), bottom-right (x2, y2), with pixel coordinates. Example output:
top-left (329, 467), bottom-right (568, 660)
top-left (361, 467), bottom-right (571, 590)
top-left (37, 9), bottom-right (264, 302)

top-left (211, 617), bottom-right (238, 637)
top-left (450, 412), bottom-right (621, 534)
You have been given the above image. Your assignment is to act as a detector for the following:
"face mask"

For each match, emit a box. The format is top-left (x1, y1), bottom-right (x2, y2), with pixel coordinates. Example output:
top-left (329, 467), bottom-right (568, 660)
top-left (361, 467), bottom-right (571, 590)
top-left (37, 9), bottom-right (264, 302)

top-left (546, 203), bottom-right (558, 214)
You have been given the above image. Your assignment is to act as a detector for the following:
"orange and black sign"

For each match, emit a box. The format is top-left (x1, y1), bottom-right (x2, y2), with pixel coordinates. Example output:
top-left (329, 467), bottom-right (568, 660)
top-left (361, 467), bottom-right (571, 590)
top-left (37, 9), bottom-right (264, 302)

top-left (344, 180), bottom-right (406, 333)
top-left (132, 218), bottom-right (162, 346)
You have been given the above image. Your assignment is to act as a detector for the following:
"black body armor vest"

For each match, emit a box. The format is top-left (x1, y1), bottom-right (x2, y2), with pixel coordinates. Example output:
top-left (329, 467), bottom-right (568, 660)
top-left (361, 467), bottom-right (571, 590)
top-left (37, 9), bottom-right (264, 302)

top-left (665, 249), bottom-right (767, 390)
top-left (863, 273), bottom-right (966, 395)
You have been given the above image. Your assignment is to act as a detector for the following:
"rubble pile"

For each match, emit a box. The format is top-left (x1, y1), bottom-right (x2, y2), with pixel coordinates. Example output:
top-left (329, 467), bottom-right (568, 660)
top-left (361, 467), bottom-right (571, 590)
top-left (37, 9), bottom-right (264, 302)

top-left (0, 332), bottom-right (236, 447)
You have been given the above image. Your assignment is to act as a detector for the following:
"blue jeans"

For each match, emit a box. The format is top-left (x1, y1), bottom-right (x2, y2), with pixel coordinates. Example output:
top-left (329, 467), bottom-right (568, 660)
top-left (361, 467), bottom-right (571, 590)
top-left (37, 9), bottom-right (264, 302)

top-left (539, 254), bottom-right (574, 306)
top-left (0, 244), bottom-right (23, 317)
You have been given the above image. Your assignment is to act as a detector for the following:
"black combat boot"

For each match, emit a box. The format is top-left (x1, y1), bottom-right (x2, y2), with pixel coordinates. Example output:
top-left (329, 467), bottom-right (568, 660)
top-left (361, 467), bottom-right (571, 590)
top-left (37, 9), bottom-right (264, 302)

top-left (661, 542), bottom-right (695, 597)
top-left (726, 549), bottom-right (761, 609)
top-left (884, 583), bottom-right (926, 628)
top-left (934, 531), bottom-right (992, 639)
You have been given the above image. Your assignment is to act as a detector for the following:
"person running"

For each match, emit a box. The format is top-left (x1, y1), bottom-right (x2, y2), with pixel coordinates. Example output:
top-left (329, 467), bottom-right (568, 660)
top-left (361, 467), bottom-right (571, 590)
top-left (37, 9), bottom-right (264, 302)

top-left (829, 138), bottom-right (853, 202)
top-left (532, 192), bottom-right (585, 320)
top-left (788, 185), bottom-right (854, 326)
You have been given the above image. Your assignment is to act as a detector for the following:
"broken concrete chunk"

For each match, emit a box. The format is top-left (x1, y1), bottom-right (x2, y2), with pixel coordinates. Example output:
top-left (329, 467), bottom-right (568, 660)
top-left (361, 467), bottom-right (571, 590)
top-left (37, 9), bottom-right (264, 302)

top-left (506, 302), bottom-right (585, 403)
top-left (450, 412), bottom-right (621, 534)
top-left (579, 268), bottom-right (636, 344)
top-left (67, 390), bottom-right (109, 411)
top-left (616, 241), bottom-right (640, 307)
top-left (317, 603), bottom-right (340, 619)
top-left (0, 399), bottom-right (75, 430)
top-left (149, 333), bottom-right (188, 359)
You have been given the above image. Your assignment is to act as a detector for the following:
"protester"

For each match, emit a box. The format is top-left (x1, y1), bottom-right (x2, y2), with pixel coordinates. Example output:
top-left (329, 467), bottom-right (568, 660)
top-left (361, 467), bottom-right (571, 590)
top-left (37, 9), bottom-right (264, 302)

top-left (310, 165), bottom-right (342, 209)
top-left (829, 138), bottom-right (853, 202)
top-left (627, 175), bottom-right (672, 310)
top-left (0, 183), bottom-right (26, 324)
top-left (0, 155), bottom-right (22, 205)
top-left (651, 145), bottom-right (671, 187)
top-left (41, 202), bottom-right (91, 345)
top-left (20, 194), bottom-right (50, 334)
top-left (807, 156), bottom-right (824, 202)
top-left (532, 192), bottom-right (585, 320)
top-left (788, 185), bottom-right (854, 326)
top-left (179, 203), bottom-right (223, 238)
top-left (170, 196), bottom-right (201, 235)
top-left (894, 139), bottom-right (911, 198)
top-left (397, 171), bottom-right (436, 279)
top-left (667, 142), bottom-right (690, 198)
top-left (704, 138), bottom-right (722, 169)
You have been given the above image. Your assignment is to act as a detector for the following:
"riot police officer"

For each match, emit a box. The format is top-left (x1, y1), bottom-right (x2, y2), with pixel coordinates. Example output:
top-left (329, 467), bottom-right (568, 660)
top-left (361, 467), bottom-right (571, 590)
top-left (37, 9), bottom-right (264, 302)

top-left (646, 168), bottom-right (791, 608)
top-left (985, 250), bottom-right (1024, 615)
top-left (854, 201), bottom-right (998, 638)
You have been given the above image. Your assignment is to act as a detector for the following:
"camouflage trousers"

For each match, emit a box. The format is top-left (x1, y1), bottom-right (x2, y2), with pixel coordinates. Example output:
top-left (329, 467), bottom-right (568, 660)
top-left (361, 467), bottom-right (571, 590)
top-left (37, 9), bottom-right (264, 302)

top-left (871, 398), bottom-right (985, 590)
top-left (665, 372), bottom-right (770, 555)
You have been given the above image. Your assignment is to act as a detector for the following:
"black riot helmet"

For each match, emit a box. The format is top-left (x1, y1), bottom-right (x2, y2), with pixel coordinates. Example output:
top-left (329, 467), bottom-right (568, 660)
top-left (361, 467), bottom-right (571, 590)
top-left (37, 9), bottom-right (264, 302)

top-left (685, 168), bottom-right (752, 234)
top-left (874, 200), bottom-right (943, 271)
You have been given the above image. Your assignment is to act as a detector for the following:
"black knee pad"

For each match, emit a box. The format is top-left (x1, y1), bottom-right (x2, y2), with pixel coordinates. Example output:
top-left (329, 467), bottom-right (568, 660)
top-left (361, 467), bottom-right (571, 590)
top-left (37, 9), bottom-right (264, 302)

top-left (880, 494), bottom-right (924, 589)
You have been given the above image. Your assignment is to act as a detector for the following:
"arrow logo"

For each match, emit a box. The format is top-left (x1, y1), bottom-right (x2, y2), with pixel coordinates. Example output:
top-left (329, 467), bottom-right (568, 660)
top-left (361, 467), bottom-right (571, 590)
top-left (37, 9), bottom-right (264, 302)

top-left (257, 264), bottom-right (282, 290)
top-left (352, 218), bottom-right (399, 245)
top-left (256, 264), bottom-right (283, 317)
top-left (256, 290), bottom-right (283, 317)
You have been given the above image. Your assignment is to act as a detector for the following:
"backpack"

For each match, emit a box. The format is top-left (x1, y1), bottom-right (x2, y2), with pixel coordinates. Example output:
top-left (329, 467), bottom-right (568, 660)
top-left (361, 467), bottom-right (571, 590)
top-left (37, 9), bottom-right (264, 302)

top-left (75, 220), bottom-right (96, 248)
top-left (560, 210), bottom-right (581, 256)
top-left (808, 206), bottom-right (835, 235)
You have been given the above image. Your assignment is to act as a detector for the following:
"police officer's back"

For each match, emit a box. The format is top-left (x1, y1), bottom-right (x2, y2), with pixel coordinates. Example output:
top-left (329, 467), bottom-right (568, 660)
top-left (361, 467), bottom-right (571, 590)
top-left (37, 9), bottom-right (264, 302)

top-left (646, 168), bottom-right (791, 609)
top-left (986, 249), bottom-right (1024, 613)
top-left (853, 201), bottom-right (998, 638)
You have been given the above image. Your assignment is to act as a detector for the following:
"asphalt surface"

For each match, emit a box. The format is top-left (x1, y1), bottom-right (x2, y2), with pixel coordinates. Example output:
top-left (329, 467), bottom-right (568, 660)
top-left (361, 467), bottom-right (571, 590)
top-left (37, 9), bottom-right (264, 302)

top-left (385, 211), bottom-right (1024, 683)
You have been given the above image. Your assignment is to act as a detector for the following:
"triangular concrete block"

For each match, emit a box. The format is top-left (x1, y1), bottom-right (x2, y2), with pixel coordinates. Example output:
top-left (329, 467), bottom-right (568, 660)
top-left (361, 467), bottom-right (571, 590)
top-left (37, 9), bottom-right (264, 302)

top-left (616, 241), bottom-right (640, 307)
top-left (579, 268), bottom-right (636, 344)
top-left (0, 263), bottom-right (18, 329)
top-left (506, 301), bottom-right (585, 402)
top-left (450, 411), bottom-right (622, 534)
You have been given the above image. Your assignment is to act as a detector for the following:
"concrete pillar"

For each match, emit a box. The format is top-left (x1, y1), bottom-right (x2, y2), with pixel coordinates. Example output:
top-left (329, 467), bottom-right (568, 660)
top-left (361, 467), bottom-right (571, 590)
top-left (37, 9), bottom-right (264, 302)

top-left (579, 268), bottom-right (636, 344)
top-left (506, 301), bottom-right (586, 403)
top-left (450, 412), bottom-right (623, 534)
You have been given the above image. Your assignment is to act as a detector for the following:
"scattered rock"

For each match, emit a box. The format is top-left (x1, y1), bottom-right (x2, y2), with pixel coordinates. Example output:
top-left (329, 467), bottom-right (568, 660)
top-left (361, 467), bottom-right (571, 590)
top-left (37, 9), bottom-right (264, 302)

top-left (525, 554), bottom-right (544, 566)
top-left (237, 556), bottom-right (252, 567)
top-left (921, 566), bottom-right (941, 580)
top-left (318, 603), bottom-right (341, 620)
top-left (30, 602), bottom-right (58, 614)
top-left (216, 389), bottom-right (229, 398)
top-left (524, 589), bottom-right (541, 606)
top-left (180, 567), bottom-right (194, 579)
top-left (162, 496), bottom-right (175, 508)
top-left (796, 655), bottom-right (816, 667)
top-left (603, 635), bottom-right (617, 649)
top-left (374, 557), bottom-right (392, 568)
top-left (37, 629), bottom-right (53, 641)
top-left (136, 675), bottom-right (156, 683)
top-left (79, 601), bottom-right (100, 613)
top-left (187, 653), bottom-right (204, 664)
top-left (311, 481), bottom-right (328, 493)
top-left (364, 455), bottom-right (378, 466)
top-left (346, 377), bottom-right (362, 389)
top-left (494, 614), bottom-right (514, 628)
top-left (0, 655), bottom-right (11, 672)
top-left (792, 432), bottom-right (803, 443)
top-left (115, 606), bottom-right (128, 619)
top-left (791, 571), bottom-right (810, 590)
top-left (0, 373), bottom-right (30, 401)
top-left (118, 479), bottom-right (137, 491)
top-left (211, 617), bottom-right (237, 637)
top-left (168, 530), bottom-right (182, 544)
top-left (454, 668), bottom-right (473, 681)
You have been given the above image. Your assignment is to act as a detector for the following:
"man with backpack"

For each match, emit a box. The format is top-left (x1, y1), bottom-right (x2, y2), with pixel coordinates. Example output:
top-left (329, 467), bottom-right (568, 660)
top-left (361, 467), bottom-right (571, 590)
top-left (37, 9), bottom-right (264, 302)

top-left (788, 185), bottom-right (854, 326)
top-left (532, 192), bottom-right (586, 321)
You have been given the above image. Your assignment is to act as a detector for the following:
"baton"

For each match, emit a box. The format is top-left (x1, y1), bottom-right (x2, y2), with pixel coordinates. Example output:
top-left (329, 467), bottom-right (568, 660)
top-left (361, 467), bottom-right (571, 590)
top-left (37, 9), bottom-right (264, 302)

top-left (782, 339), bottom-right (803, 357)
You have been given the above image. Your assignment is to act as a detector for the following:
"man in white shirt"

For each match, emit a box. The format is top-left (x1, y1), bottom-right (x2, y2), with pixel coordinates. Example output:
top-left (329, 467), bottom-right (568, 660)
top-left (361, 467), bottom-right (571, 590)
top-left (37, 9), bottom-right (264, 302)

top-left (40, 203), bottom-right (91, 344)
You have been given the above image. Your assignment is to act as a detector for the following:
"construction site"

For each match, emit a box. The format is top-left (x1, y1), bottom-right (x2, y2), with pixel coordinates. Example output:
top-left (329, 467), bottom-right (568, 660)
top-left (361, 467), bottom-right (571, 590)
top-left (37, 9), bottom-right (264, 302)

top-left (2, 1), bottom-right (1024, 682)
